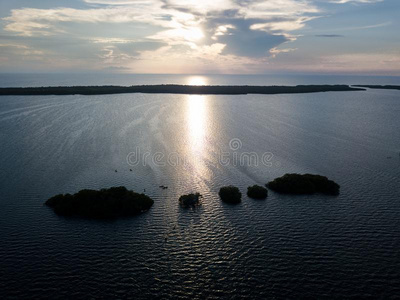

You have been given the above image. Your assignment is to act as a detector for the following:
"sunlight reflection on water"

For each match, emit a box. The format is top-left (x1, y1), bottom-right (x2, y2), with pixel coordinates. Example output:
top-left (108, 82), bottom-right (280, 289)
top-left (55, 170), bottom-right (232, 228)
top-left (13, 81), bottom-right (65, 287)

top-left (187, 95), bottom-right (207, 152)
top-left (185, 94), bottom-right (211, 184)
top-left (184, 75), bottom-right (211, 182)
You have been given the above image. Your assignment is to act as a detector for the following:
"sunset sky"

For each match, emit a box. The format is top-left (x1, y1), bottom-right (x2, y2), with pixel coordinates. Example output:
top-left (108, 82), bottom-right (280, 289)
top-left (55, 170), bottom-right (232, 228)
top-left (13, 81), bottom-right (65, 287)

top-left (0, 0), bottom-right (398, 75)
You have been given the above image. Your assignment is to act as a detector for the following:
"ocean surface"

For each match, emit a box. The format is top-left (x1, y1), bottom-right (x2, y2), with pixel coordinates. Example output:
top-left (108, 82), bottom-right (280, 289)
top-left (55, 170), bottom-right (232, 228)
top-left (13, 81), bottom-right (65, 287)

top-left (1, 73), bottom-right (400, 87)
top-left (0, 74), bottom-right (399, 299)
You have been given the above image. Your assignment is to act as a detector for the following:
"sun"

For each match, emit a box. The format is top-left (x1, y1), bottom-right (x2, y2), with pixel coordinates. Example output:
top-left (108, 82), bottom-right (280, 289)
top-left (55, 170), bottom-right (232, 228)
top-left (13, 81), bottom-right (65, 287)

top-left (187, 76), bottom-right (208, 86)
top-left (183, 27), bottom-right (204, 41)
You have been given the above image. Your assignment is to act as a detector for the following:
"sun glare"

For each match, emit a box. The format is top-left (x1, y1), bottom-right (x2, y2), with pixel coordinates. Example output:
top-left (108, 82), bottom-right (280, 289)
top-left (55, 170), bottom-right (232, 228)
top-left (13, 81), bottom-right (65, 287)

top-left (187, 76), bottom-right (208, 86)
top-left (184, 27), bottom-right (204, 41)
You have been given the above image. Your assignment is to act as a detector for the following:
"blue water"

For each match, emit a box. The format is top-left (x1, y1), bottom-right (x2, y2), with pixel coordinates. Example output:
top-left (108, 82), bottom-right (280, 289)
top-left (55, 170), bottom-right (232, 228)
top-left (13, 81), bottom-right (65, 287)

top-left (0, 74), bottom-right (399, 299)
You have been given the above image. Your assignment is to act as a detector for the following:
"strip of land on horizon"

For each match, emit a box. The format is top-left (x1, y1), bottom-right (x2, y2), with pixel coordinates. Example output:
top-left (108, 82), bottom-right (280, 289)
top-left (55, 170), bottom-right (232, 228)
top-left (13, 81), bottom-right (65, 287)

top-left (353, 85), bottom-right (400, 90)
top-left (0, 85), bottom-right (367, 96)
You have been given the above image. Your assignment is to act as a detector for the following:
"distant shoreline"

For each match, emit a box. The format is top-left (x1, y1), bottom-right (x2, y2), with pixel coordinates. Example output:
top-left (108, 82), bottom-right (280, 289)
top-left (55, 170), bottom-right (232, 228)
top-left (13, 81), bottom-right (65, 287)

top-left (0, 84), bottom-right (365, 96)
top-left (353, 85), bottom-right (400, 91)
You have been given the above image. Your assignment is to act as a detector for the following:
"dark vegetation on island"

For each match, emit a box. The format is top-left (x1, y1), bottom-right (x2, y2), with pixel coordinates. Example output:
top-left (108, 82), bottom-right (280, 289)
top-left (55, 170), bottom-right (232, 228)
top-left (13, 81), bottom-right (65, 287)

top-left (247, 185), bottom-right (268, 199)
top-left (219, 186), bottom-right (242, 204)
top-left (267, 174), bottom-right (340, 196)
top-left (179, 193), bottom-right (202, 208)
top-left (46, 174), bottom-right (340, 219)
top-left (45, 186), bottom-right (154, 219)
top-left (353, 85), bottom-right (400, 91)
top-left (0, 85), bottom-right (365, 96)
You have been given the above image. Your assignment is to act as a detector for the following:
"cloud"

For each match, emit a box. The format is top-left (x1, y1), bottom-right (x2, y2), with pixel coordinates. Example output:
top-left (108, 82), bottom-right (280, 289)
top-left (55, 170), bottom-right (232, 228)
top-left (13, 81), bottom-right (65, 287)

top-left (0, 43), bottom-right (44, 63)
top-left (323, 22), bottom-right (391, 32)
top-left (270, 47), bottom-right (297, 54)
top-left (84, 0), bottom-right (149, 4)
top-left (0, 43), bottom-right (28, 49)
top-left (209, 18), bottom-right (288, 58)
top-left (10, 0), bottom-right (394, 73)
top-left (162, 0), bottom-right (235, 14)
top-left (101, 66), bottom-right (132, 73)
top-left (315, 52), bottom-right (400, 74)
top-left (269, 47), bottom-right (297, 58)
top-left (3, 0), bottom-right (319, 56)
top-left (330, 0), bottom-right (383, 3)
top-left (3, 6), bottom-right (165, 36)
top-left (315, 34), bottom-right (344, 37)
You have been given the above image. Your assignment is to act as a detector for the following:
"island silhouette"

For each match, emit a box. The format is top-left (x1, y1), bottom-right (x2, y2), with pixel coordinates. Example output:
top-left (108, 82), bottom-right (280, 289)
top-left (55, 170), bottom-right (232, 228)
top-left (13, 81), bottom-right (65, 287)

top-left (353, 85), bottom-right (400, 91)
top-left (247, 185), bottom-right (269, 199)
top-left (179, 193), bottom-right (202, 208)
top-left (45, 173), bottom-right (340, 220)
top-left (267, 174), bottom-right (340, 196)
top-left (219, 186), bottom-right (242, 204)
top-left (0, 84), bottom-right (364, 96)
top-left (45, 186), bottom-right (154, 219)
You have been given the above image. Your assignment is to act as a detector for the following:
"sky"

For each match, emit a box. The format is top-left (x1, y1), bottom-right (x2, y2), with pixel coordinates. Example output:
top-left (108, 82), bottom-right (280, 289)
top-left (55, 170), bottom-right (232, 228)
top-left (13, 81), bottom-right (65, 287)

top-left (0, 0), bottom-right (399, 75)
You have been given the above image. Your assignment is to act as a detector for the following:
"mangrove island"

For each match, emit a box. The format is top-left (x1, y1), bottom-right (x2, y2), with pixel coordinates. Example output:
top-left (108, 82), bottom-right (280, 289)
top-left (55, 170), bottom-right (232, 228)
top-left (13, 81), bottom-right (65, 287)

top-left (247, 185), bottom-right (268, 199)
top-left (179, 193), bottom-right (202, 208)
top-left (45, 186), bottom-right (154, 219)
top-left (267, 174), bottom-right (340, 196)
top-left (219, 186), bottom-right (242, 204)
top-left (0, 85), bottom-right (365, 96)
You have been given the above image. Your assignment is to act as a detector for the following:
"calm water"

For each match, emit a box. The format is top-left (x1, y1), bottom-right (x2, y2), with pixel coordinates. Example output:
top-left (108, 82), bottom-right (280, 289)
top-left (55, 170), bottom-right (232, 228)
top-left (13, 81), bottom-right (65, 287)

top-left (0, 75), bottom-right (400, 299)
top-left (1, 73), bottom-right (400, 87)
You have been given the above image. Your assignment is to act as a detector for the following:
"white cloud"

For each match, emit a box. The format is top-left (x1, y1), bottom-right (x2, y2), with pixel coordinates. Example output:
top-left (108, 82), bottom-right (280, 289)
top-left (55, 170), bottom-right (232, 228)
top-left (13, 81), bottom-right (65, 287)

top-left (91, 38), bottom-right (139, 44)
top-left (164, 0), bottom-right (235, 14)
top-left (84, 0), bottom-right (149, 4)
top-left (1, 0), bottom-right (320, 64)
top-left (251, 16), bottom-right (317, 32)
top-left (330, 0), bottom-right (383, 3)
top-left (0, 43), bottom-right (28, 49)
top-left (3, 3), bottom-right (171, 36)
top-left (270, 47), bottom-right (297, 55)
top-left (3, 0), bottom-right (318, 36)
top-left (243, 0), bottom-right (318, 18)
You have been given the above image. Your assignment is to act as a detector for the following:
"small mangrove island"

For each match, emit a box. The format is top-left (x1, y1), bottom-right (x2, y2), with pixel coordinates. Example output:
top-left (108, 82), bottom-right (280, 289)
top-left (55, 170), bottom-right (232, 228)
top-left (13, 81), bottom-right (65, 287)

top-left (247, 185), bottom-right (268, 199)
top-left (219, 186), bottom-right (242, 204)
top-left (179, 193), bottom-right (202, 208)
top-left (45, 186), bottom-right (154, 219)
top-left (267, 174), bottom-right (340, 196)
top-left (0, 85), bottom-right (365, 96)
